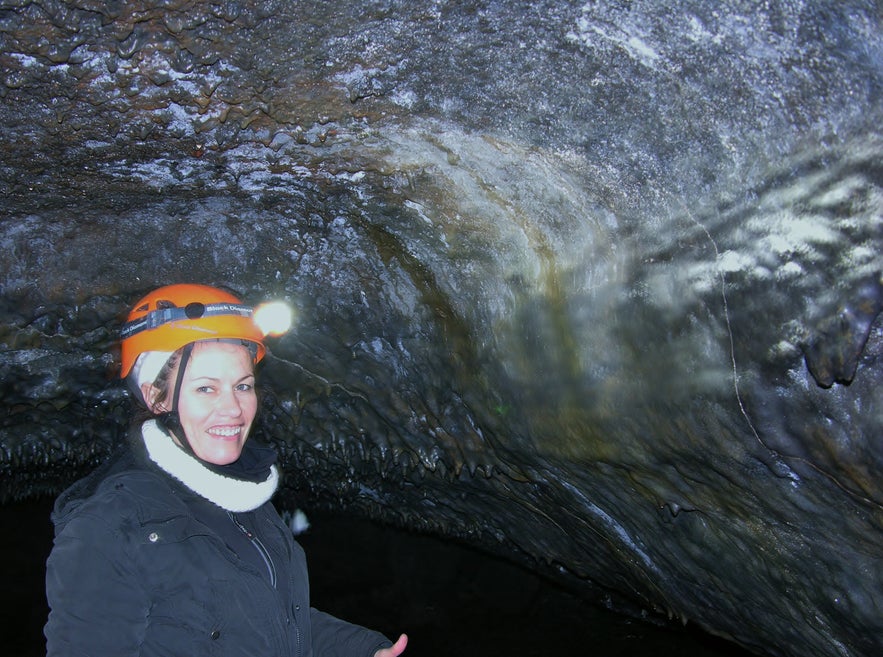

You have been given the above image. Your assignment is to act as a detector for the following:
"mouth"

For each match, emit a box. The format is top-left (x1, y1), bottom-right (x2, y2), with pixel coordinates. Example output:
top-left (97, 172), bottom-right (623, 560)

top-left (206, 426), bottom-right (244, 441)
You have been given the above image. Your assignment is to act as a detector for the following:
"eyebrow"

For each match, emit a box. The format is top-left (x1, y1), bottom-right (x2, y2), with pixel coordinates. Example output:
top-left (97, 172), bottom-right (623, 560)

top-left (189, 374), bottom-right (256, 383)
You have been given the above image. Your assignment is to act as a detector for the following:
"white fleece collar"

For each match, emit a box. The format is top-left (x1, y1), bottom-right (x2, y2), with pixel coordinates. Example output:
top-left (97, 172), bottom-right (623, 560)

top-left (141, 419), bottom-right (279, 512)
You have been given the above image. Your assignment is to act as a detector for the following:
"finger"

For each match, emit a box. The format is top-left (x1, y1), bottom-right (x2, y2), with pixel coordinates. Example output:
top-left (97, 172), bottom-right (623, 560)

top-left (391, 633), bottom-right (408, 655)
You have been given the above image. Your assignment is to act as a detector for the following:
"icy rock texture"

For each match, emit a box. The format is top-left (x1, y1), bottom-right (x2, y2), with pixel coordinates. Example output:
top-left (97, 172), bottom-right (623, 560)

top-left (1, 2), bottom-right (881, 656)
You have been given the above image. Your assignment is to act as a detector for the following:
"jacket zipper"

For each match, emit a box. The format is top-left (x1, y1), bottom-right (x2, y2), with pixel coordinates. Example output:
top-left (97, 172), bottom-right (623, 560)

top-left (228, 510), bottom-right (299, 657)
top-left (228, 511), bottom-right (277, 589)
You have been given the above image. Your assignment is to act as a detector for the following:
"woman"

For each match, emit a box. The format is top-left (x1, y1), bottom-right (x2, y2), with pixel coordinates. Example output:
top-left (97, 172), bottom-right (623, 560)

top-left (45, 283), bottom-right (408, 657)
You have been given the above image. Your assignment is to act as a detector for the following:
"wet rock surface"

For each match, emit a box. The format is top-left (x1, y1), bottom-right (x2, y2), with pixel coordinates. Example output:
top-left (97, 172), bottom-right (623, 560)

top-left (1, 2), bottom-right (881, 657)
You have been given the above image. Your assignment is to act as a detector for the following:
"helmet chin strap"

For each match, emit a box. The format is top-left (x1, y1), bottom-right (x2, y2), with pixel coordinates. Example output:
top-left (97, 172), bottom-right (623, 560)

top-left (156, 342), bottom-right (198, 458)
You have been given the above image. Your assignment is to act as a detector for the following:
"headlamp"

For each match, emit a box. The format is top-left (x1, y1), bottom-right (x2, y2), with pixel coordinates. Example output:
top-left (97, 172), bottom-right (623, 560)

top-left (253, 301), bottom-right (293, 337)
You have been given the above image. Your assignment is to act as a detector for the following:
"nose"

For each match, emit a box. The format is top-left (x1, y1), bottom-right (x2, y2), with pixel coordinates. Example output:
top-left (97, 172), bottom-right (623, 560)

top-left (218, 387), bottom-right (243, 417)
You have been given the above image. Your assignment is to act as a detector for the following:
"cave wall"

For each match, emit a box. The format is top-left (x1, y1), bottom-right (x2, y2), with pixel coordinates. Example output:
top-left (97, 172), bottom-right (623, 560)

top-left (1, 2), bottom-right (882, 657)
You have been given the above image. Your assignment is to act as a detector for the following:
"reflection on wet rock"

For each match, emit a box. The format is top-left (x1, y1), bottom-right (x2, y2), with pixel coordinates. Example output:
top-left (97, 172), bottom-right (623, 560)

top-left (803, 272), bottom-right (883, 388)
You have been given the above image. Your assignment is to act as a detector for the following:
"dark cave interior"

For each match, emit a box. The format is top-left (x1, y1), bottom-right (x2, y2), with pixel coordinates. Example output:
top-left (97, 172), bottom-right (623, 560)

top-left (3, 498), bottom-right (753, 657)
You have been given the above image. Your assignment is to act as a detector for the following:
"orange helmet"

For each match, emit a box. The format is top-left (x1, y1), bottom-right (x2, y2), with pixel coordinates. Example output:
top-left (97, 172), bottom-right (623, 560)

top-left (120, 283), bottom-right (267, 379)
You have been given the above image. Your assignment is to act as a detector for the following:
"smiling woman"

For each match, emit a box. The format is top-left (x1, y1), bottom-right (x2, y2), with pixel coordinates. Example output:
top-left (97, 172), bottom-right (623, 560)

top-left (144, 341), bottom-right (258, 466)
top-left (43, 283), bottom-right (407, 657)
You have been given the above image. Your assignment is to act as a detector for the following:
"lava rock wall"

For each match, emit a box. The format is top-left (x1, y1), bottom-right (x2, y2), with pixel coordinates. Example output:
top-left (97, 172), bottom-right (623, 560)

top-left (1, 2), bottom-right (881, 657)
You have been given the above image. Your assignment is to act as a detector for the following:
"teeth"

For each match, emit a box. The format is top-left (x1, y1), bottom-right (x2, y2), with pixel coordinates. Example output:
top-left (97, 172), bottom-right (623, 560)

top-left (209, 427), bottom-right (240, 437)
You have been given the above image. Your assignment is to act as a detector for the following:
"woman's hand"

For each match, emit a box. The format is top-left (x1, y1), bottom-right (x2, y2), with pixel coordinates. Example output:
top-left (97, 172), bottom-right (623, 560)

top-left (374, 633), bottom-right (408, 657)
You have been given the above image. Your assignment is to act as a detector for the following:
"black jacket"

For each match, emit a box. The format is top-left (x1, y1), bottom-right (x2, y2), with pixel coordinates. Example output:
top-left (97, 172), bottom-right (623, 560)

top-left (45, 423), bottom-right (392, 657)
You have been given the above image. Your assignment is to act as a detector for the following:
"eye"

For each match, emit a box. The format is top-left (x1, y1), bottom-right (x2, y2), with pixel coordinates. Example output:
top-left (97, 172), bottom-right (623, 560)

top-left (236, 382), bottom-right (254, 392)
top-left (196, 385), bottom-right (215, 394)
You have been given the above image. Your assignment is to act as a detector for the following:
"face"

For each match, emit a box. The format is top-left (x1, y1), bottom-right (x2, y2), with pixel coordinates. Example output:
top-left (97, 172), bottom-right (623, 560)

top-left (145, 341), bottom-right (258, 465)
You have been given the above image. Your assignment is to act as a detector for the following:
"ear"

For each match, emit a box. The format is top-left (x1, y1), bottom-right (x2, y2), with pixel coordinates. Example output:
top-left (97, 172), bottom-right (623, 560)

top-left (141, 383), bottom-right (166, 414)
